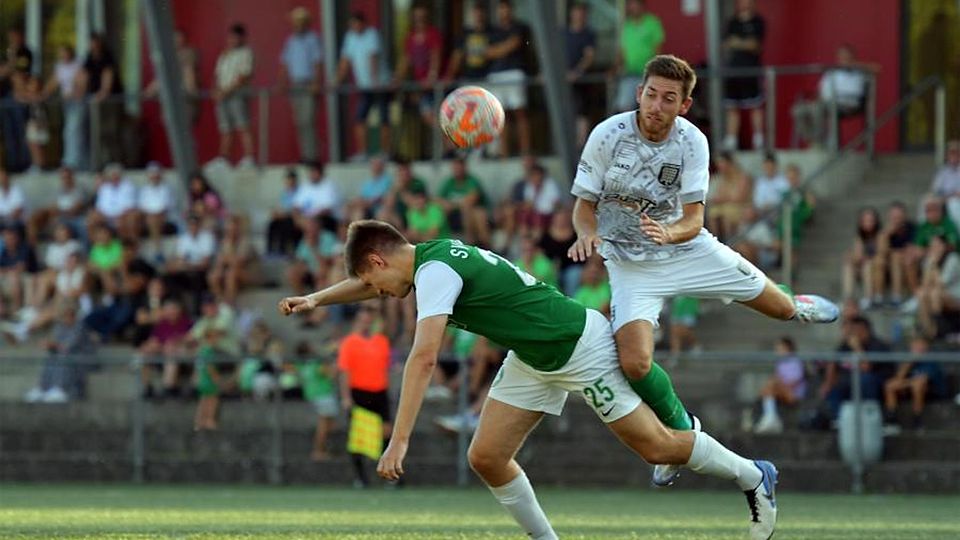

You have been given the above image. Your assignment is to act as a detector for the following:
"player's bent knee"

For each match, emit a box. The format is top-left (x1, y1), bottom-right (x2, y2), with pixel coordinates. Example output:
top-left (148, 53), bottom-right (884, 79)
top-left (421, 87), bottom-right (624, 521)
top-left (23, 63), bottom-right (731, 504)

top-left (619, 350), bottom-right (653, 379)
top-left (467, 446), bottom-right (505, 478)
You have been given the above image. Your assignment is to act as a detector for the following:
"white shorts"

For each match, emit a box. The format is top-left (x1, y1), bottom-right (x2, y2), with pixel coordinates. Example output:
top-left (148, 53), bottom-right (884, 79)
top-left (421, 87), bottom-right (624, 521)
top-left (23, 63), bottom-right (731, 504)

top-left (487, 309), bottom-right (642, 423)
top-left (486, 69), bottom-right (527, 110)
top-left (606, 241), bottom-right (767, 333)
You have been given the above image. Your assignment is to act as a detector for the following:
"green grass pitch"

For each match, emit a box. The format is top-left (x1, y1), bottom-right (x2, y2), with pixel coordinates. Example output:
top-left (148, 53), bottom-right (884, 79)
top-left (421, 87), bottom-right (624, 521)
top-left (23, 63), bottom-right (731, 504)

top-left (1, 484), bottom-right (958, 539)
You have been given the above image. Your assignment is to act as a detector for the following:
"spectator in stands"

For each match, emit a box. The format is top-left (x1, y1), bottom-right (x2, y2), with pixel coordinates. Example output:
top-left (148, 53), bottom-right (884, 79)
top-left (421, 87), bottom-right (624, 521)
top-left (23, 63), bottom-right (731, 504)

top-left (134, 277), bottom-right (168, 350)
top-left (883, 335), bottom-right (945, 431)
top-left (138, 162), bottom-right (176, 261)
top-left (445, 4), bottom-right (490, 83)
top-left (138, 297), bottom-right (192, 399)
top-left (20, 69), bottom-right (49, 174)
top-left (514, 234), bottom-right (557, 288)
top-left (26, 167), bottom-right (88, 244)
top-left (1, 27), bottom-right (32, 172)
top-left (210, 24), bottom-right (255, 169)
top-left (842, 207), bottom-right (882, 309)
top-left (165, 215), bottom-right (216, 312)
top-left (611, 0), bottom-right (663, 112)
top-left (564, 2), bottom-right (596, 147)
top-left (511, 162), bottom-right (561, 238)
top-left (405, 190), bottom-right (448, 242)
top-left (0, 226), bottom-right (37, 319)
top-left (914, 235), bottom-right (960, 339)
top-left (392, 4), bottom-right (443, 130)
top-left (485, 0), bottom-right (531, 157)
top-left (285, 217), bottom-right (340, 296)
top-left (337, 304), bottom-right (392, 488)
top-left (754, 336), bottom-right (806, 434)
top-left (708, 152), bottom-right (752, 241)
top-left (207, 215), bottom-right (252, 304)
top-left (3, 251), bottom-right (88, 343)
top-left (753, 152), bottom-right (790, 213)
top-left (186, 297), bottom-right (241, 428)
top-left (379, 158), bottom-right (427, 229)
top-left (187, 172), bottom-right (226, 226)
top-left (279, 7), bottom-right (324, 163)
top-left (734, 206), bottom-right (778, 269)
top-left (83, 247), bottom-right (154, 342)
top-left (28, 223), bottom-right (81, 312)
top-left (438, 157), bottom-right (490, 246)
top-left (539, 206), bottom-right (581, 294)
top-left (350, 156), bottom-right (392, 221)
top-left (0, 168), bottom-right (26, 231)
top-left (822, 316), bottom-right (889, 420)
top-left (88, 224), bottom-right (123, 299)
top-left (791, 45), bottom-right (879, 148)
top-left (296, 341), bottom-right (338, 461)
top-left (931, 140), bottom-right (960, 226)
top-left (876, 201), bottom-right (915, 306)
top-left (79, 33), bottom-right (123, 168)
top-left (292, 161), bottom-right (341, 232)
top-left (573, 257), bottom-right (610, 316)
top-left (266, 168), bottom-right (301, 257)
top-left (722, 0), bottom-right (765, 151)
top-left (88, 163), bottom-right (138, 241)
top-left (777, 163), bottom-right (816, 249)
top-left (337, 12), bottom-right (390, 161)
top-left (144, 30), bottom-right (199, 125)
top-left (23, 299), bottom-right (95, 403)
top-left (669, 296), bottom-right (700, 359)
top-left (906, 196), bottom-right (959, 293)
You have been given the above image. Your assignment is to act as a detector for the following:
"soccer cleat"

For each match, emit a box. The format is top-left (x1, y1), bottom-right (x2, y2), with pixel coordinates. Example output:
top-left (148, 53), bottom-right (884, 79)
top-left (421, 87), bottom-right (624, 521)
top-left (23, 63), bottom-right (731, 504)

top-left (652, 413), bottom-right (701, 487)
top-left (745, 460), bottom-right (778, 540)
top-left (793, 294), bottom-right (839, 323)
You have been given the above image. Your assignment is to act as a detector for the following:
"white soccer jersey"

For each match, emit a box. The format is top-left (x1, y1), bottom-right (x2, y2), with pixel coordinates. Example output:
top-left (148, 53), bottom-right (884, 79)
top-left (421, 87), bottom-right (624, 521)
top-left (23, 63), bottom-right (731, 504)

top-left (572, 112), bottom-right (714, 262)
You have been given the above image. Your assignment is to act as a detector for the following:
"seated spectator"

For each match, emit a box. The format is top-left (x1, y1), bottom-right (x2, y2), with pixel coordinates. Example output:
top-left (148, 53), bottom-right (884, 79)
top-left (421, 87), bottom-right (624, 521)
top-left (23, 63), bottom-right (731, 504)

top-left (286, 217), bottom-right (341, 296)
top-left (906, 196), bottom-right (959, 292)
top-left (754, 337), bottom-right (806, 434)
top-left (237, 320), bottom-right (275, 399)
top-left (438, 157), bottom-right (490, 246)
top-left (707, 152), bottom-right (752, 241)
top-left (669, 296), bottom-right (700, 359)
top-left (187, 172), bottom-right (226, 226)
top-left (292, 161), bottom-right (341, 232)
top-left (876, 201), bottom-right (915, 306)
top-left (538, 207), bottom-right (581, 295)
top-left (734, 206), bottom-right (778, 269)
top-left (266, 168), bottom-right (301, 257)
top-left (0, 168), bottom-right (26, 231)
top-left (883, 335), bottom-right (946, 431)
top-left (379, 158), bottom-right (428, 228)
top-left (931, 140), bottom-right (960, 226)
top-left (350, 157), bottom-right (392, 221)
top-left (841, 207), bottom-right (882, 308)
top-left (752, 152), bottom-right (790, 213)
top-left (138, 162), bottom-right (177, 260)
top-left (165, 215), bottom-right (216, 312)
top-left (88, 224), bottom-right (124, 299)
top-left (23, 300), bottom-right (95, 403)
top-left (84, 251), bottom-right (154, 342)
top-left (28, 223), bottom-right (81, 309)
top-left (207, 215), bottom-right (253, 304)
top-left (0, 226), bottom-right (38, 319)
top-left (139, 298), bottom-right (193, 398)
top-left (405, 190), bottom-right (448, 242)
top-left (185, 294), bottom-right (241, 358)
top-left (573, 257), bottom-right (610, 316)
top-left (88, 163), bottom-right (138, 241)
top-left (133, 277), bottom-right (167, 349)
top-left (513, 234), bottom-right (557, 288)
top-left (511, 162), bottom-right (561, 238)
top-left (821, 316), bottom-right (890, 420)
top-left (26, 167), bottom-right (89, 244)
top-left (296, 341), bottom-right (338, 461)
top-left (915, 235), bottom-right (960, 339)
top-left (1, 251), bottom-right (88, 343)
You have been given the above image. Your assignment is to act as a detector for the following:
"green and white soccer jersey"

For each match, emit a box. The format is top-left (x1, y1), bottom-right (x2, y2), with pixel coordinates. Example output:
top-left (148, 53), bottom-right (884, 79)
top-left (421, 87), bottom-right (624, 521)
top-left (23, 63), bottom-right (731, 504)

top-left (413, 239), bottom-right (641, 422)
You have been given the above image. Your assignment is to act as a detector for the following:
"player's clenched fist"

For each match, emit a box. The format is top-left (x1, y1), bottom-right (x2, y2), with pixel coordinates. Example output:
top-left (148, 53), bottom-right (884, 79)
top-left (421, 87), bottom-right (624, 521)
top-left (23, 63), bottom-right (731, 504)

top-left (278, 296), bottom-right (316, 316)
top-left (567, 235), bottom-right (602, 262)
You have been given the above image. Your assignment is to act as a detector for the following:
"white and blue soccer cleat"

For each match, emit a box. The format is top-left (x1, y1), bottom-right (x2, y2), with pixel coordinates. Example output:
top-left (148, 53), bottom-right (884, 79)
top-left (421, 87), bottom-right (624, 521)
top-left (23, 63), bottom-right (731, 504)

top-left (793, 294), bottom-right (839, 323)
top-left (745, 460), bottom-right (778, 540)
top-left (652, 413), bottom-right (701, 487)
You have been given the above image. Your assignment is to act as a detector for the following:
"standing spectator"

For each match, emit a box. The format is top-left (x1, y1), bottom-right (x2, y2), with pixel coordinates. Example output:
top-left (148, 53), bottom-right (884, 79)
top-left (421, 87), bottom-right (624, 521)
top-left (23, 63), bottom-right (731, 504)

top-left (292, 161), bottom-right (341, 231)
top-left (485, 0), bottom-right (532, 157)
top-left (931, 140), bottom-right (960, 226)
top-left (405, 190), bottom-right (448, 242)
top-left (438, 157), bottom-right (489, 246)
top-left (337, 12), bottom-right (390, 161)
top-left (20, 68), bottom-right (50, 173)
top-left (296, 341), bottom-right (338, 461)
top-left (707, 152), bottom-right (752, 241)
top-left (876, 201), bottom-right (915, 306)
top-left (883, 336), bottom-right (945, 431)
top-left (138, 162), bottom-right (176, 260)
top-left (23, 300), bottom-right (95, 403)
top-left (88, 163), bottom-right (138, 241)
top-left (0, 168), bottom-right (26, 230)
top-left (165, 215), bottom-right (216, 311)
top-left (138, 298), bottom-right (193, 398)
top-left (211, 24), bottom-right (255, 168)
top-left (445, 4), bottom-right (490, 82)
top-left (754, 337), bottom-right (806, 434)
top-left (841, 207), bottom-right (882, 308)
top-left (564, 2), bottom-right (596, 147)
top-left (144, 31), bottom-right (200, 125)
top-left (349, 157), bottom-right (392, 220)
top-left (207, 215), bottom-right (252, 304)
top-left (722, 0), bottom-right (766, 151)
top-left (338, 305), bottom-right (392, 488)
top-left (1, 27), bottom-right (32, 172)
top-left (392, 4), bottom-right (443, 129)
top-left (79, 33), bottom-right (123, 168)
top-left (0, 226), bottom-right (37, 319)
top-left (41, 45), bottom-right (85, 170)
top-left (611, 0), bottom-right (664, 112)
top-left (26, 167), bottom-right (88, 243)
top-left (915, 235), bottom-right (960, 339)
top-left (752, 152), bottom-right (790, 213)
top-left (266, 168), bottom-right (301, 256)
top-left (821, 316), bottom-right (889, 420)
top-left (186, 296), bottom-right (241, 430)
top-left (905, 197), bottom-right (960, 293)
top-left (279, 7), bottom-right (324, 162)
top-left (572, 256), bottom-right (610, 316)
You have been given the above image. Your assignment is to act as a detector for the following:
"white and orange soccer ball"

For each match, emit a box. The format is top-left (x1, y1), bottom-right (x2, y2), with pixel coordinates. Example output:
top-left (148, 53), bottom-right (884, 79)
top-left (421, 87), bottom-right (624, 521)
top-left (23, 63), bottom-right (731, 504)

top-left (439, 86), bottom-right (505, 148)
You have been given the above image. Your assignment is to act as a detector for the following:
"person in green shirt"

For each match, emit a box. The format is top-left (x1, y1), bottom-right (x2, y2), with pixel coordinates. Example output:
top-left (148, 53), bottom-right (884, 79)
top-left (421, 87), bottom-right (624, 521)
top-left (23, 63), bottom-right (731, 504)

top-left (438, 157), bottom-right (491, 246)
top-left (88, 224), bottom-right (124, 298)
top-left (907, 197), bottom-right (960, 291)
top-left (405, 191), bottom-right (449, 242)
top-left (296, 341), bottom-right (338, 461)
top-left (572, 258), bottom-right (611, 316)
top-left (612, 0), bottom-right (664, 111)
top-left (279, 220), bottom-right (778, 540)
top-left (381, 158), bottom-right (429, 229)
top-left (514, 235), bottom-right (558, 288)
top-left (669, 296), bottom-right (700, 358)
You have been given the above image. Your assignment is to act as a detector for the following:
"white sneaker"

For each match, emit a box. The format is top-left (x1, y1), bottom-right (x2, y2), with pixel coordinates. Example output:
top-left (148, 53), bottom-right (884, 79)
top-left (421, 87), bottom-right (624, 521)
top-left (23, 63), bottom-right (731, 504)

top-left (754, 413), bottom-right (784, 434)
top-left (434, 412), bottom-right (479, 434)
top-left (42, 387), bottom-right (69, 403)
top-left (745, 460), bottom-right (778, 540)
top-left (204, 156), bottom-right (231, 170)
top-left (653, 413), bottom-right (702, 486)
top-left (793, 294), bottom-right (839, 323)
top-left (24, 387), bottom-right (45, 403)
top-left (237, 155), bottom-right (256, 169)
top-left (424, 385), bottom-right (453, 401)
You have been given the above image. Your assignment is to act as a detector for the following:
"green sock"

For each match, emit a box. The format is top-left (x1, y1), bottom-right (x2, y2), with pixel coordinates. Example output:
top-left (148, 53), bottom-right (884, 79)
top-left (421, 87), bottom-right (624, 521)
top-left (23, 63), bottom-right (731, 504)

top-left (627, 361), bottom-right (692, 430)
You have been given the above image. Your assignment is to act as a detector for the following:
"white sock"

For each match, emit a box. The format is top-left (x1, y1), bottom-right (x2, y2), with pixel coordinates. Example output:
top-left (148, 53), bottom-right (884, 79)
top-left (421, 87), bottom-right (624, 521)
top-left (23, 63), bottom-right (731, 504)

top-left (686, 431), bottom-right (763, 491)
top-left (762, 396), bottom-right (777, 417)
top-left (487, 471), bottom-right (558, 540)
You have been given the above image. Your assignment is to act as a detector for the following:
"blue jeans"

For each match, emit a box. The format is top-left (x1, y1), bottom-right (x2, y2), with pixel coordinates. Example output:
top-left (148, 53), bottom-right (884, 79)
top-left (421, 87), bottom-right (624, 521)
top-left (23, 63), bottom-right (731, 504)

top-left (38, 354), bottom-right (88, 399)
top-left (61, 100), bottom-right (87, 170)
top-left (1, 99), bottom-right (30, 172)
top-left (84, 300), bottom-right (135, 340)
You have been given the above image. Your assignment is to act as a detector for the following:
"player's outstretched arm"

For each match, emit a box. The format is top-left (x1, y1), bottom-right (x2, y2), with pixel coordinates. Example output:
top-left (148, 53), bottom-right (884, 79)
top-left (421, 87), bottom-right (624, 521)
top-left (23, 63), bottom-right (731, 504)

top-left (277, 278), bottom-right (379, 315)
top-left (569, 197), bottom-right (602, 262)
top-left (377, 315), bottom-right (448, 481)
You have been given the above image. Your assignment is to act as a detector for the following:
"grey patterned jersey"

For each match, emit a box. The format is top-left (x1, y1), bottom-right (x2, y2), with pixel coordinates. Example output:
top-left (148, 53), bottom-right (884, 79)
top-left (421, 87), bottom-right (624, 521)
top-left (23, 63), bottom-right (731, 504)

top-left (572, 112), bottom-right (715, 262)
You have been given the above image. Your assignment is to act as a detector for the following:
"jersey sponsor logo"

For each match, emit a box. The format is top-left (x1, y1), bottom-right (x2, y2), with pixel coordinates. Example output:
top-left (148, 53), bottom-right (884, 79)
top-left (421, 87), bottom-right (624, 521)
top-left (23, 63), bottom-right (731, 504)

top-left (613, 162), bottom-right (630, 171)
top-left (658, 164), bottom-right (681, 186)
top-left (603, 193), bottom-right (657, 214)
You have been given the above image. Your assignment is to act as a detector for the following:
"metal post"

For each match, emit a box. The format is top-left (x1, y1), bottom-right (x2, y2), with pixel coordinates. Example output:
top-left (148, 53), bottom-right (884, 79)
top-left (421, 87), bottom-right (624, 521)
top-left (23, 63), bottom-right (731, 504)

top-left (456, 356), bottom-right (470, 487)
top-left (89, 99), bottom-right (101, 170)
top-left (850, 358), bottom-right (865, 495)
top-left (934, 83), bottom-right (946, 167)
top-left (258, 90), bottom-right (270, 166)
top-left (131, 355), bottom-right (146, 483)
top-left (828, 82), bottom-right (839, 153)
top-left (321, 0), bottom-right (341, 162)
top-left (268, 386), bottom-right (284, 485)
top-left (25, 0), bottom-right (42, 76)
top-left (432, 82), bottom-right (444, 166)
top-left (704, 0), bottom-right (725, 150)
top-left (781, 199), bottom-right (793, 290)
top-left (865, 73), bottom-right (877, 160)
top-left (76, 0), bottom-right (91, 59)
top-left (92, 0), bottom-right (106, 32)
top-left (765, 68), bottom-right (776, 151)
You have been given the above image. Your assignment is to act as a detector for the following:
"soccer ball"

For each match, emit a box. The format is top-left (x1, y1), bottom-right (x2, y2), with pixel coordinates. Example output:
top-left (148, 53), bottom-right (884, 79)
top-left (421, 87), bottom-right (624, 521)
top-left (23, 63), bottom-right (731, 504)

top-left (439, 86), bottom-right (505, 148)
